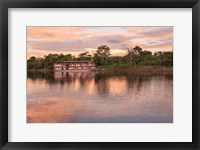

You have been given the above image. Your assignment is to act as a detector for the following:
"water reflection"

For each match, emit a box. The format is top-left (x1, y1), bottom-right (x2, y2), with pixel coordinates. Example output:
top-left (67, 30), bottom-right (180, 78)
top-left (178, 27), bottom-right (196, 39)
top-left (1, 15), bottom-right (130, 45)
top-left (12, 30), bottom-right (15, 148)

top-left (27, 71), bottom-right (173, 123)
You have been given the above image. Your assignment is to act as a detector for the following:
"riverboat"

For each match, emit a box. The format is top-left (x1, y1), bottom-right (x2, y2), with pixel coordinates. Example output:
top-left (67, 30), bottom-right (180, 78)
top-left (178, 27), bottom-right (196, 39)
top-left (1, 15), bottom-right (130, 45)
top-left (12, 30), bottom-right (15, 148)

top-left (54, 60), bottom-right (96, 72)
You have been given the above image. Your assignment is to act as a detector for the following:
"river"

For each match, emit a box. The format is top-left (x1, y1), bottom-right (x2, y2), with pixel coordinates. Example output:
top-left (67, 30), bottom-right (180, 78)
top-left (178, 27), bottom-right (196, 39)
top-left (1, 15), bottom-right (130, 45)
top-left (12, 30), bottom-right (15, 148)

top-left (27, 71), bottom-right (173, 123)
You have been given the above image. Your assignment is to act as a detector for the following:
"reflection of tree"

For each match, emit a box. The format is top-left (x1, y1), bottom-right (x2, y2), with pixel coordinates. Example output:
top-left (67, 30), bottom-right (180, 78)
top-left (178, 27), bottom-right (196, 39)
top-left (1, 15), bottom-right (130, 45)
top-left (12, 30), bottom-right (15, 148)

top-left (65, 73), bottom-right (74, 83)
top-left (164, 75), bottom-right (173, 81)
top-left (27, 71), bottom-right (96, 86)
top-left (67, 72), bottom-right (95, 87)
top-left (27, 71), bottom-right (54, 82)
top-left (28, 71), bottom-right (172, 97)
top-left (79, 73), bottom-right (90, 86)
top-left (126, 76), bottom-right (149, 91)
top-left (95, 75), bottom-right (109, 97)
top-left (126, 75), bottom-right (173, 93)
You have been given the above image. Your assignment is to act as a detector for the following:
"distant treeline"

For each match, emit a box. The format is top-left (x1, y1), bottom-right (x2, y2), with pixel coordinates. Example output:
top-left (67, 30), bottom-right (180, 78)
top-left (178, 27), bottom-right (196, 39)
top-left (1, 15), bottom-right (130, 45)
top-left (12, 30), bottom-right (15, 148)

top-left (27, 45), bottom-right (173, 70)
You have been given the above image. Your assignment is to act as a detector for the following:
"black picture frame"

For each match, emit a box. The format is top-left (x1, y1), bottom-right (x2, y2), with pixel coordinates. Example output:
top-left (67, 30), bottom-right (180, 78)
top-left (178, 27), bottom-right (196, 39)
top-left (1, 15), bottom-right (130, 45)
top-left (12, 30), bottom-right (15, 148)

top-left (0, 0), bottom-right (199, 149)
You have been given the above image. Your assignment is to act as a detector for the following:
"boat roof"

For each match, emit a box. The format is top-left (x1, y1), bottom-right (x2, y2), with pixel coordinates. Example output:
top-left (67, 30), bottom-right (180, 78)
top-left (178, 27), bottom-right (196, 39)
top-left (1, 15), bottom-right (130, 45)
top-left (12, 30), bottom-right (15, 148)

top-left (55, 60), bottom-right (93, 63)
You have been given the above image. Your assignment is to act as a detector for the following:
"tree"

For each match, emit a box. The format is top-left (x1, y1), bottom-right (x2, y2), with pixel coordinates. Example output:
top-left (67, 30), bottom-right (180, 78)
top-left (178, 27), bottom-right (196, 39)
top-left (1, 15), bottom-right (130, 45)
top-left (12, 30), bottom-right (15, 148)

top-left (137, 50), bottom-right (152, 65)
top-left (64, 54), bottom-right (73, 61)
top-left (29, 56), bottom-right (36, 61)
top-left (43, 54), bottom-right (59, 69)
top-left (133, 46), bottom-right (142, 55)
top-left (154, 51), bottom-right (163, 56)
top-left (94, 45), bottom-right (111, 66)
top-left (96, 45), bottom-right (110, 58)
top-left (160, 51), bottom-right (173, 66)
top-left (57, 53), bottom-right (65, 61)
top-left (127, 46), bottom-right (143, 65)
top-left (78, 51), bottom-right (92, 60)
top-left (27, 56), bottom-right (37, 69)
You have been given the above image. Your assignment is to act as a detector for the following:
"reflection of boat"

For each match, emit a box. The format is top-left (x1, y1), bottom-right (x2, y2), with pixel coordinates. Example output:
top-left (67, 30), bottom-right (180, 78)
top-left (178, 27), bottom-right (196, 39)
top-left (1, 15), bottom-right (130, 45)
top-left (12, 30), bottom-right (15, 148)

top-left (54, 71), bottom-right (96, 80)
top-left (54, 72), bottom-right (66, 80)
top-left (54, 61), bottom-right (96, 72)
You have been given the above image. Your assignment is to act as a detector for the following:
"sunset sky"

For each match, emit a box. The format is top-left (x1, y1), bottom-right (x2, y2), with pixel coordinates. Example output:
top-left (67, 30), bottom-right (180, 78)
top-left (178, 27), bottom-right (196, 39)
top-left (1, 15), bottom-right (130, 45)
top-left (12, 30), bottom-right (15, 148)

top-left (27, 26), bottom-right (173, 58)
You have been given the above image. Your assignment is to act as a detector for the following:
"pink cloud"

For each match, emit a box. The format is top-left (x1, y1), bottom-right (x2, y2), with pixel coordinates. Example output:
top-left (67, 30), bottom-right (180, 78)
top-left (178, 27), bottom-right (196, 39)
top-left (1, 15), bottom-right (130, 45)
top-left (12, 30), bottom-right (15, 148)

top-left (27, 26), bottom-right (173, 57)
top-left (27, 27), bottom-right (87, 41)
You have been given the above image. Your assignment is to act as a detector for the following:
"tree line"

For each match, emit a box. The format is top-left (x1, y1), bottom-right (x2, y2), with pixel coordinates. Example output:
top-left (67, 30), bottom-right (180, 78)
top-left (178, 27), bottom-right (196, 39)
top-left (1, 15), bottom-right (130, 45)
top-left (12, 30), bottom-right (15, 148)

top-left (27, 45), bottom-right (173, 70)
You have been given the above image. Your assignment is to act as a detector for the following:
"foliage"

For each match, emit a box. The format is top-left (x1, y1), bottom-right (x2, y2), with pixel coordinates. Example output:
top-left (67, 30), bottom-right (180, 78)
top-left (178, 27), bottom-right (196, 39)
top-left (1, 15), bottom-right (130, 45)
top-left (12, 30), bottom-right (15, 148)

top-left (78, 51), bottom-right (92, 61)
top-left (27, 45), bottom-right (173, 70)
top-left (93, 45), bottom-right (111, 66)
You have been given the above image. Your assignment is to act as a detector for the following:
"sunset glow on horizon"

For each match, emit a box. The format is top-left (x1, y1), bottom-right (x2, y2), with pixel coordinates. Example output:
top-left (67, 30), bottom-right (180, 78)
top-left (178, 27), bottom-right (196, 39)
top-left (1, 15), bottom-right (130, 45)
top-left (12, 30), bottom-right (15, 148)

top-left (27, 26), bottom-right (173, 58)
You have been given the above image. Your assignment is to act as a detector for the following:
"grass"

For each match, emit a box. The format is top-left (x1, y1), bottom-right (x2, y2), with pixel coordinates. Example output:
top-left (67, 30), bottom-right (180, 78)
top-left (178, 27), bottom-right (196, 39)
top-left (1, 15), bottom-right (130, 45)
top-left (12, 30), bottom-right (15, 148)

top-left (98, 66), bottom-right (173, 76)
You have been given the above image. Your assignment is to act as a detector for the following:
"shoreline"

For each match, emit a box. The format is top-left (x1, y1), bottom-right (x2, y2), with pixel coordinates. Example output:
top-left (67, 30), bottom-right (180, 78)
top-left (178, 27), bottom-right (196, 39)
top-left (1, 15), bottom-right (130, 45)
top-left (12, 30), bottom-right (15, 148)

top-left (28, 68), bottom-right (54, 73)
top-left (28, 66), bottom-right (173, 75)
top-left (98, 66), bottom-right (173, 75)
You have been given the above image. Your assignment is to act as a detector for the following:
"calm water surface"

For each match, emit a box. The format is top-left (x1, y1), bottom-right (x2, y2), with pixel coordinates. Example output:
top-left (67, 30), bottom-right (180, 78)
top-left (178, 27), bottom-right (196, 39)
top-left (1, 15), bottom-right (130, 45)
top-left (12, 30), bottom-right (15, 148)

top-left (27, 71), bottom-right (173, 123)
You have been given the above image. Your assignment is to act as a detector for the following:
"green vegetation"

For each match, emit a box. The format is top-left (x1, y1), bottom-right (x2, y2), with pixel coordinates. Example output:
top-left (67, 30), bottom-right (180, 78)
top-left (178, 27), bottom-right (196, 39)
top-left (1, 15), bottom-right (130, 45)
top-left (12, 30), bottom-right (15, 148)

top-left (27, 45), bottom-right (173, 70)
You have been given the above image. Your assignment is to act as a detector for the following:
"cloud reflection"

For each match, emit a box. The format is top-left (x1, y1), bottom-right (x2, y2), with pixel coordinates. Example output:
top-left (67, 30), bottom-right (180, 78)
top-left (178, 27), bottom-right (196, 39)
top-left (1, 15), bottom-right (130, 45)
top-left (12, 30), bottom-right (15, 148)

top-left (27, 72), bottom-right (173, 123)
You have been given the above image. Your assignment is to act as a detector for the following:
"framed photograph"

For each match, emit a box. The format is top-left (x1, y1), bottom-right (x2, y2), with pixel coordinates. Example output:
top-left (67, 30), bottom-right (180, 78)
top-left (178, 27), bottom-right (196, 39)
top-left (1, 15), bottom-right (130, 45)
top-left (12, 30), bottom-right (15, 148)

top-left (0, 0), bottom-right (199, 149)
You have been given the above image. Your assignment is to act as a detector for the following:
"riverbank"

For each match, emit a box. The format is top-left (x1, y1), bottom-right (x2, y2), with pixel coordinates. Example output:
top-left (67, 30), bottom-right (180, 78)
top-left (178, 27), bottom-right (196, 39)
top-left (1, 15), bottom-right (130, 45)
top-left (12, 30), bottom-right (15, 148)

top-left (98, 66), bottom-right (173, 76)
top-left (28, 68), bottom-right (53, 73)
top-left (28, 66), bottom-right (173, 75)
